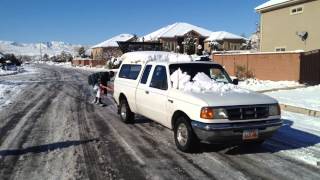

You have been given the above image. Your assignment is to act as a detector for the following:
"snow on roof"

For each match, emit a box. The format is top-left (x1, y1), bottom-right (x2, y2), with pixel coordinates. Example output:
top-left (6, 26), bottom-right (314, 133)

top-left (120, 51), bottom-right (201, 64)
top-left (141, 22), bottom-right (212, 41)
top-left (85, 48), bottom-right (92, 56)
top-left (92, 34), bottom-right (134, 48)
top-left (205, 31), bottom-right (247, 42)
top-left (255, 0), bottom-right (292, 11)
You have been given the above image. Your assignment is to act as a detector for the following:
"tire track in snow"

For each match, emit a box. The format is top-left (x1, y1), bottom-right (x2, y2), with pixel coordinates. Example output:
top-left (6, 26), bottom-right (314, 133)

top-left (98, 106), bottom-right (213, 180)
top-left (75, 96), bottom-right (105, 180)
top-left (0, 83), bottom-right (41, 145)
top-left (78, 85), bottom-right (147, 180)
top-left (0, 83), bottom-right (62, 180)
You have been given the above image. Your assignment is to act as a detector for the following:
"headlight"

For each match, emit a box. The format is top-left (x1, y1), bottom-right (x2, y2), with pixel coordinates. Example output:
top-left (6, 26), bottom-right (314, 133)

top-left (200, 107), bottom-right (228, 119)
top-left (269, 104), bottom-right (281, 116)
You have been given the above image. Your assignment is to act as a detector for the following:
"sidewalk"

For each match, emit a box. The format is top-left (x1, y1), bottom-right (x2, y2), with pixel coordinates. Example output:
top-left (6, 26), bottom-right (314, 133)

top-left (257, 85), bottom-right (320, 118)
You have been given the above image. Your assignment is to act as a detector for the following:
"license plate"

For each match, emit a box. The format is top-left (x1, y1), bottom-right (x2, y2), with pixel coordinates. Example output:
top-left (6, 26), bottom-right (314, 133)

top-left (243, 129), bottom-right (259, 140)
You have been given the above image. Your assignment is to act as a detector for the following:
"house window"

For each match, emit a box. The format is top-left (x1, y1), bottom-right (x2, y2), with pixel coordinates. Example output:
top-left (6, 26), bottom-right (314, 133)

top-left (275, 47), bottom-right (286, 52)
top-left (290, 6), bottom-right (303, 15)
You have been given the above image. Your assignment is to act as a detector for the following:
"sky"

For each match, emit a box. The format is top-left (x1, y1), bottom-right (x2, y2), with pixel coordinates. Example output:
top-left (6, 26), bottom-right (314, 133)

top-left (0, 0), bottom-right (266, 45)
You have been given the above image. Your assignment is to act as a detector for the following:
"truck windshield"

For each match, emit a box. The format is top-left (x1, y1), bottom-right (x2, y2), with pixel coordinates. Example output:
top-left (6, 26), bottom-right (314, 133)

top-left (169, 63), bottom-right (232, 84)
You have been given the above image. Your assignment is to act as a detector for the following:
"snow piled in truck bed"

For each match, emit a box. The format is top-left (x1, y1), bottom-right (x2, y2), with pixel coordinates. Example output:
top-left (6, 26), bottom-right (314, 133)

top-left (170, 69), bottom-right (249, 95)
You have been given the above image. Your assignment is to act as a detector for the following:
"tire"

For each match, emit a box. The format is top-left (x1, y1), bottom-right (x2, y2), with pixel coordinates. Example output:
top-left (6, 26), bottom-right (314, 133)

top-left (119, 98), bottom-right (134, 123)
top-left (174, 116), bottom-right (199, 152)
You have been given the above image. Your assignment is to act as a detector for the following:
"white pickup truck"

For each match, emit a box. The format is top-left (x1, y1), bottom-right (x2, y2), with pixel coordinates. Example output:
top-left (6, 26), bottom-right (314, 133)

top-left (113, 51), bottom-right (282, 152)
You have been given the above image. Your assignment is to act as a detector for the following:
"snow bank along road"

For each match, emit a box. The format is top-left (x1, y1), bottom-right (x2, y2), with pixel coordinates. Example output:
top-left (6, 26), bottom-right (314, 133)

top-left (0, 64), bottom-right (319, 180)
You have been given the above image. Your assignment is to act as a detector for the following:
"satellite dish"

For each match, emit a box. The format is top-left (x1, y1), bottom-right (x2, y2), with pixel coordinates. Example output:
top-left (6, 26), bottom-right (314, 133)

top-left (296, 31), bottom-right (308, 41)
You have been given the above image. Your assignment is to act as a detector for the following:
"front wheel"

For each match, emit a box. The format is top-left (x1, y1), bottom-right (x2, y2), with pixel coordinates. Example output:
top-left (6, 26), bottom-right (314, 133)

top-left (119, 99), bottom-right (134, 123)
top-left (174, 116), bottom-right (199, 152)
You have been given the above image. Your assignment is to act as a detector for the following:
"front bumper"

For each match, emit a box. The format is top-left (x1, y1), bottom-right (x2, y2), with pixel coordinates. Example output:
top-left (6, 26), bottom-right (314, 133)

top-left (191, 119), bottom-right (282, 143)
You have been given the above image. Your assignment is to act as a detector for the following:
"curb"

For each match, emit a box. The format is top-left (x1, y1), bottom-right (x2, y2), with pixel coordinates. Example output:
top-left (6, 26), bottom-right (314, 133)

top-left (257, 85), bottom-right (306, 93)
top-left (280, 104), bottom-right (320, 118)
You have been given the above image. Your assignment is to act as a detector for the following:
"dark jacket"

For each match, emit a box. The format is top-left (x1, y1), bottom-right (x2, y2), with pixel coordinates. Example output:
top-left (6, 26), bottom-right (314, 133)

top-left (88, 72), bottom-right (110, 86)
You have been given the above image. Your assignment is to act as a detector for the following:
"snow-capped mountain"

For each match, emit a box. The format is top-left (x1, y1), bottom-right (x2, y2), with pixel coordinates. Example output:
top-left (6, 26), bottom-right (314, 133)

top-left (0, 40), bottom-right (86, 57)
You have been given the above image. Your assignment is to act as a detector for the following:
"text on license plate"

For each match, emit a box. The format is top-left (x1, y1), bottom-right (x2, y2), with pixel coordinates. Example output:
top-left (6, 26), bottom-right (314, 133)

top-left (243, 129), bottom-right (259, 140)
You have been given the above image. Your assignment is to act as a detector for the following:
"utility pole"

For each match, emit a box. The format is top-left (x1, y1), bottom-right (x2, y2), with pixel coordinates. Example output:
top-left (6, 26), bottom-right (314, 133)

top-left (40, 42), bottom-right (42, 61)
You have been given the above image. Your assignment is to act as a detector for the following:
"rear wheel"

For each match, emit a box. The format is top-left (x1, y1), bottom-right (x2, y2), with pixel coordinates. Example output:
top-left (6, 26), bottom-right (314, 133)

top-left (174, 116), bottom-right (199, 152)
top-left (119, 98), bottom-right (134, 123)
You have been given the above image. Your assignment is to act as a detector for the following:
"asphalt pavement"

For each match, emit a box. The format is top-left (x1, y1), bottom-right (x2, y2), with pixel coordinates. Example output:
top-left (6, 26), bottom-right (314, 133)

top-left (0, 64), bottom-right (319, 180)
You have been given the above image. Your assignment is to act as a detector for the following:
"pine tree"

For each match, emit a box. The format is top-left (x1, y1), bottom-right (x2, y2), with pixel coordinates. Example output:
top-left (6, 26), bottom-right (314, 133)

top-left (43, 54), bottom-right (49, 61)
top-left (183, 32), bottom-right (197, 55)
top-left (78, 46), bottom-right (86, 58)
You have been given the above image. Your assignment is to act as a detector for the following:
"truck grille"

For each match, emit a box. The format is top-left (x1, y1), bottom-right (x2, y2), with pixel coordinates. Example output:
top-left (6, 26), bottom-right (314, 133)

top-left (227, 106), bottom-right (269, 120)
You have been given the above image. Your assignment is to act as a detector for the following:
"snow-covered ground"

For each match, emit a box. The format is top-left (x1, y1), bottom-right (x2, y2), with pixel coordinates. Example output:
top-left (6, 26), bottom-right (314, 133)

top-left (0, 82), bottom-right (25, 108)
top-left (270, 111), bottom-right (320, 167)
top-left (0, 69), bottom-right (19, 76)
top-left (236, 78), bottom-right (320, 112)
top-left (266, 85), bottom-right (320, 111)
top-left (238, 78), bottom-right (302, 91)
top-left (0, 66), bottom-right (38, 108)
top-left (35, 61), bottom-right (110, 72)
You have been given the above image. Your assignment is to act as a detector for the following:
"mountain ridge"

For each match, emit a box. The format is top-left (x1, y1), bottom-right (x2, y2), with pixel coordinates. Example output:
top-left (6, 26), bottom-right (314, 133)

top-left (0, 40), bottom-right (88, 57)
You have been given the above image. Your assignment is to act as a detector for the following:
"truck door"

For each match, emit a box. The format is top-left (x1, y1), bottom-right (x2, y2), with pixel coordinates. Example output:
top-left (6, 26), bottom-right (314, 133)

top-left (136, 65), bottom-right (153, 116)
top-left (142, 65), bottom-right (169, 126)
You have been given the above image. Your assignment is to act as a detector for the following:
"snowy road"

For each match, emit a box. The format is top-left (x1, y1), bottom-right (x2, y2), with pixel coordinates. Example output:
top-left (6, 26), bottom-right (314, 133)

top-left (0, 64), bottom-right (319, 180)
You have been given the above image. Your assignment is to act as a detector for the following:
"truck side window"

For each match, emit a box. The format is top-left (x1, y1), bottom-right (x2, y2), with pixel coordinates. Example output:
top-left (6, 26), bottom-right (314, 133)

top-left (140, 65), bottom-right (152, 84)
top-left (150, 65), bottom-right (168, 90)
top-left (119, 64), bottom-right (142, 80)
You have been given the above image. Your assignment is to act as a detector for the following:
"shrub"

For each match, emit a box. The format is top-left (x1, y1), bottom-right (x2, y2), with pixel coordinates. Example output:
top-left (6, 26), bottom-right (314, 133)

top-left (235, 65), bottom-right (254, 80)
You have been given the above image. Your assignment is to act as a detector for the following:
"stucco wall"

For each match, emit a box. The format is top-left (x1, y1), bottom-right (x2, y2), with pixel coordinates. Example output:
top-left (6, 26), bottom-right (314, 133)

top-left (260, 0), bottom-right (320, 52)
top-left (213, 53), bottom-right (301, 81)
top-left (213, 50), bottom-right (320, 84)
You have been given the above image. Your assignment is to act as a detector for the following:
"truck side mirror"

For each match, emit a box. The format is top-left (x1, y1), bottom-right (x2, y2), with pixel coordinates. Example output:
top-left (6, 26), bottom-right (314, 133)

top-left (232, 79), bottom-right (239, 85)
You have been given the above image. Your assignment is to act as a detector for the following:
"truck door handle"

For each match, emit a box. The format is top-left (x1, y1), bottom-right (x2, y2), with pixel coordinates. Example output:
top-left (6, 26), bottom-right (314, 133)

top-left (145, 91), bottom-right (149, 94)
top-left (168, 99), bottom-right (174, 103)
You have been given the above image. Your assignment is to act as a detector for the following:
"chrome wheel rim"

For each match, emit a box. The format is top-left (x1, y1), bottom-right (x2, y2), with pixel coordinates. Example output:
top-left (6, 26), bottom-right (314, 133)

top-left (177, 123), bottom-right (188, 146)
top-left (120, 104), bottom-right (127, 120)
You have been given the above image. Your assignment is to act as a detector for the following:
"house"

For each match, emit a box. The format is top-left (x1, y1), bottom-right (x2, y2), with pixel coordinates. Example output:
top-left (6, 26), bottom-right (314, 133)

top-left (141, 22), bottom-right (212, 54)
top-left (91, 34), bottom-right (135, 60)
top-left (255, 0), bottom-right (320, 52)
top-left (203, 31), bottom-right (247, 52)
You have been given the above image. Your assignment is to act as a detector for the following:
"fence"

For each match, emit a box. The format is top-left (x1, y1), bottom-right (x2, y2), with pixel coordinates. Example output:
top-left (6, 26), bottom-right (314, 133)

top-left (300, 50), bottom-right (320, 84)
top-left (72, 59), bottom-right (106, 68)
